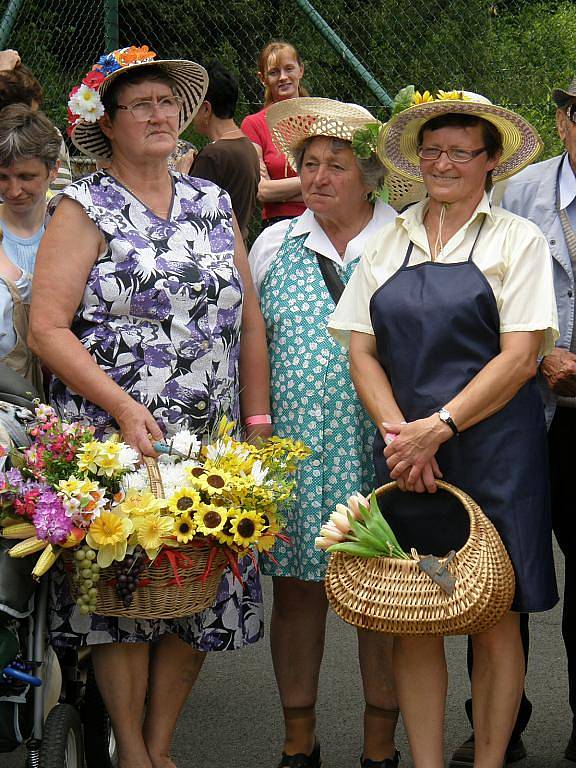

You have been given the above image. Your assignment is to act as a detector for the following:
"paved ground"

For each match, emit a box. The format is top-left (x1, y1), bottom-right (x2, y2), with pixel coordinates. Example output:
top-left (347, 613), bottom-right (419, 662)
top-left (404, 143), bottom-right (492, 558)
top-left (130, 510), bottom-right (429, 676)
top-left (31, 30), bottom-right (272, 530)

top-left (4, 549), bottom-right (571, 767)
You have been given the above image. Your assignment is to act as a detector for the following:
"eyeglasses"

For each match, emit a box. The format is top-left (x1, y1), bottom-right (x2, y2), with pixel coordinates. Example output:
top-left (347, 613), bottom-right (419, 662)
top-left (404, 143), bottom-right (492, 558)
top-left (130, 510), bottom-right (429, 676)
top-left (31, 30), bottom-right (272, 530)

top-left (417, 146), bottom-right (488, 163)
top-left (116, 95), bottom-right (183, 122)
top-left (566, 104), bottom-right (576, 125)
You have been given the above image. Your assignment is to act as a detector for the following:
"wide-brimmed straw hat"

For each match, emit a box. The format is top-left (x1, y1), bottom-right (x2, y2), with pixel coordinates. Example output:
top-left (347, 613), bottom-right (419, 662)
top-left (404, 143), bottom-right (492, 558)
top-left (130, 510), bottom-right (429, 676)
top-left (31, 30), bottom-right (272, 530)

top-left (68, 45), bottom-right (208, 159)
top-left (266, 96), bottom-right (424, 210)
top-left (552, 78), bottom-right (576, 108)
top-left (377, 90), bottom-right (542, 184)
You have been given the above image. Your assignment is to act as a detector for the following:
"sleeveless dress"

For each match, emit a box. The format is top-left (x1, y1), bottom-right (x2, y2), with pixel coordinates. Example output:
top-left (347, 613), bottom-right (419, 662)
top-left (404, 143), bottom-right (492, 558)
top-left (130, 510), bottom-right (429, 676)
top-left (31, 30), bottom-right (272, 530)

top-left (259, 220), bottom-right (375, 580)
top-left (48, 170), bottom-right (263, 650)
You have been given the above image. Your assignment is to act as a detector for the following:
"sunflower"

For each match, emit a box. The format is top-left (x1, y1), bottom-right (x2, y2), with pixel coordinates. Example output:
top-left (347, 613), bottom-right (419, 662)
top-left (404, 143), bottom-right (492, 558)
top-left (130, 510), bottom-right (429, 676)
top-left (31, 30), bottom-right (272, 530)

top-left (86, 511), bottom-right (134, 568)
top-left (167, 487), bottom-right (201, 515)
top-left (132, 514), bottom-right (174, 559)
top-left (194, 503), bottom-right (229, 536)
top-left (411, 90), bottom-right (435, 105)
top-left (229, 510), bottom-right (265, 548)
top-left (189, 468), bottom-right (233, 496)
top-left (173, 513), bottom-right (196, 544)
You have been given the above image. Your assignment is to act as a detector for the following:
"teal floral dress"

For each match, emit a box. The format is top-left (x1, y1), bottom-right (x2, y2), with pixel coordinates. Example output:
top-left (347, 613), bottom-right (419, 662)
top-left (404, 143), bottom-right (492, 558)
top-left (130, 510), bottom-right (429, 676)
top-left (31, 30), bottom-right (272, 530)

top-left (259, 220), bottom-right (375, 581)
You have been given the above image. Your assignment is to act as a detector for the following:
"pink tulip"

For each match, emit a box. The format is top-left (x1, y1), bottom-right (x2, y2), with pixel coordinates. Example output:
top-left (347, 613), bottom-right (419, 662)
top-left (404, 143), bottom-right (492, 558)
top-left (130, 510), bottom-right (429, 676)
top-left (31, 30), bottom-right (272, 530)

top-left (319, 521), bottom-right (345, 543)
top-left (347, 493), bottom-right (369, 520)
top-left (315, 536), bottom-right (334, 550)
top-left (330, 511), bottom-right (352, 534)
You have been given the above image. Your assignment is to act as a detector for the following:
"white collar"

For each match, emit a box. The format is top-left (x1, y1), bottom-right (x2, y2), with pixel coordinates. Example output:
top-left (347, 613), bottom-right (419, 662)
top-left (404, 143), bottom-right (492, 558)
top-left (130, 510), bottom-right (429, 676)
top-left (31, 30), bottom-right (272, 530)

top-left (559, 152), bottom-right (576, 211)
top-left (288, 200), bottom-right (396, 265)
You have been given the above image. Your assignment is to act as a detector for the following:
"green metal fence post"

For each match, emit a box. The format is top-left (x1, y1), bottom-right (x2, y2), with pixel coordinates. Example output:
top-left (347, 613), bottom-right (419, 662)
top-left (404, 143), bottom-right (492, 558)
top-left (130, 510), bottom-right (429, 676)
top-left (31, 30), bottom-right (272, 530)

top-left (104, 0), bottom-right (119, 52)
top-left (0, 0), bottom-right (25, 50)
top-left (293, 0), bottom-right (393, 108)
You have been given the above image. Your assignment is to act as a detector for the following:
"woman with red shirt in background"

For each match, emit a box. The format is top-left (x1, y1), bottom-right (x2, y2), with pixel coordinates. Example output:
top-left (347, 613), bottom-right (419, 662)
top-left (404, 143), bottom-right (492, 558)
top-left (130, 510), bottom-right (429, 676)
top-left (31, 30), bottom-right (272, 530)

top-left (241, 41), bottom-right (308, 227)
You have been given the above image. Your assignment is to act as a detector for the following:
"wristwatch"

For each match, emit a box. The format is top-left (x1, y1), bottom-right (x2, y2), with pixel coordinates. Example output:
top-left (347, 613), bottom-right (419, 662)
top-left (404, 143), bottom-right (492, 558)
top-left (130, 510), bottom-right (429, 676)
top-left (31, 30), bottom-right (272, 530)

top-left (437, 407), bottom-right (459, 436)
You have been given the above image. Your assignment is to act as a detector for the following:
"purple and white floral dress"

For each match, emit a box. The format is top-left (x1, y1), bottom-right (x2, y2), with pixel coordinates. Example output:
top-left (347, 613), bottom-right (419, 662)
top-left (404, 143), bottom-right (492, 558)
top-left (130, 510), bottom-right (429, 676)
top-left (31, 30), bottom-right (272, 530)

top-left (47, 171), bottom-right (263, 650)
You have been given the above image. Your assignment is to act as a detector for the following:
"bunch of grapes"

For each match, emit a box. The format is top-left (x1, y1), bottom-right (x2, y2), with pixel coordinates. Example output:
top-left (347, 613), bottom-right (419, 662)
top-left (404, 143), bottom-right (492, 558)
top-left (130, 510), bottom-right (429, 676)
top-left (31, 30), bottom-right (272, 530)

top-left (73, 544), bottom-right (101, 615)
top-left (115, 549), bottom-right (146, 608)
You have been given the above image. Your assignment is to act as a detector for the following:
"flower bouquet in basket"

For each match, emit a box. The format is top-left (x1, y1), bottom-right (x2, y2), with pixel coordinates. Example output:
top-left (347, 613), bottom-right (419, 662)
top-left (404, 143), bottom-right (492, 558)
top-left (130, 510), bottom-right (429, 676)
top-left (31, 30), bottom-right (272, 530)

top-left (0, 404), bottom-right (310, 619)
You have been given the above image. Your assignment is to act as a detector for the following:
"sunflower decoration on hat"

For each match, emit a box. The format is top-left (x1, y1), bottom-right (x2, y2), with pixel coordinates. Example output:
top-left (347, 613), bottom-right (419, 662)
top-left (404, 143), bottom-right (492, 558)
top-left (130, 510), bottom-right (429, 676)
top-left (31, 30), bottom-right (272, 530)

top-left (378, 85), bottom-right (543, 184)
top-left (265, 96), bottom-right (423, 210)
top-left (67, 45), bottom-right (208, 159)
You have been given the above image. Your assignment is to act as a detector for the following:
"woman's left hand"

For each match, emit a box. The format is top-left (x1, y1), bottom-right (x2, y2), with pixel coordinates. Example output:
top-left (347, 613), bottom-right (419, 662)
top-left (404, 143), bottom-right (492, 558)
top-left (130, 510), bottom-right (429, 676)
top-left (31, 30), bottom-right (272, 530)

top-left (383, 416), bottom-right (451, 485)
top-left (244, 423), bottom-right (273, 444)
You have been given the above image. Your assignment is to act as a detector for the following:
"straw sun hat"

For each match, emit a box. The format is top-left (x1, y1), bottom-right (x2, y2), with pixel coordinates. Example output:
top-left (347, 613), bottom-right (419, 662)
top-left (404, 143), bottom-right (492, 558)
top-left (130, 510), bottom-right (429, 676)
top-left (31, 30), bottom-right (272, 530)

top-left (67, 45), bottom-right (208, 159)
top-left (377, 90), bottom-right (542, 184)
top-left (266, 96), bottom-right (423, 209)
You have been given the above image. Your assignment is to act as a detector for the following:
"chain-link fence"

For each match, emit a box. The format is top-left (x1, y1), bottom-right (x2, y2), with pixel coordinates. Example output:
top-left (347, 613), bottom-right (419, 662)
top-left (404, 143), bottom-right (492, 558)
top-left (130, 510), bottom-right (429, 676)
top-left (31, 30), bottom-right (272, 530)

top-left (1, 0), bottom-right (575, 157)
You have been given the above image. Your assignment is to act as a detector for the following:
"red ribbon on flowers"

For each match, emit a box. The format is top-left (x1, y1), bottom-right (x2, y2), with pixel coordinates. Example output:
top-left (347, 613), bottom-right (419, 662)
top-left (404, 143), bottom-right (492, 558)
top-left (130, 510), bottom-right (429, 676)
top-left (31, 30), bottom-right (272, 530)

top-left (153, 548), bottom-right (195, 588)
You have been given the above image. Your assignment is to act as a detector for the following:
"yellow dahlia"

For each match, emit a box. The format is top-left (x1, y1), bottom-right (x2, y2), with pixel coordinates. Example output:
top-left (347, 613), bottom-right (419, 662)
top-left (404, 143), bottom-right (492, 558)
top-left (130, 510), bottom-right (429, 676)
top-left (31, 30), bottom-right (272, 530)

top-left (86, 511), bottom-right (133, 568)
top-left (132, 514), bottom-right (174, 559)
top-left (117, 489), bottom-right (166, 518)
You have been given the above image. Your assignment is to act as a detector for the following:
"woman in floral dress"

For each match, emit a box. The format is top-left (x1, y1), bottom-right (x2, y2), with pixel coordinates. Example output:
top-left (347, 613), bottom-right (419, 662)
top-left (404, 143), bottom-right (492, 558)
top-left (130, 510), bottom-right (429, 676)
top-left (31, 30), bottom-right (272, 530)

top-left (249, 98), bottom-right (402, 768)
top-left (29, 47), bottom-right (270, 768)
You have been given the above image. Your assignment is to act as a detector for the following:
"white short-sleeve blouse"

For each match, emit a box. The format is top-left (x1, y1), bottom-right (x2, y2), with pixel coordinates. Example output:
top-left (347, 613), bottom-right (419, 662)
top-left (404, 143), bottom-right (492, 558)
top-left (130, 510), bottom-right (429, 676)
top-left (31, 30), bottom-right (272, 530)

top-left (328, 193), bottom-right (559, 357)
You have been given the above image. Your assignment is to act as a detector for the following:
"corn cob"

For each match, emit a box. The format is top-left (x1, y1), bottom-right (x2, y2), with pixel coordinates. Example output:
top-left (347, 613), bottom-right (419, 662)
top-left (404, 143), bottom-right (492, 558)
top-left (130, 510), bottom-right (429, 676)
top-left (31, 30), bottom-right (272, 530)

top-left (1, 522), bottom-right (38, 539)
top-left (32, 544), bottom-right (60, 579)
top-left (8, 537), bottom-right (47, 557)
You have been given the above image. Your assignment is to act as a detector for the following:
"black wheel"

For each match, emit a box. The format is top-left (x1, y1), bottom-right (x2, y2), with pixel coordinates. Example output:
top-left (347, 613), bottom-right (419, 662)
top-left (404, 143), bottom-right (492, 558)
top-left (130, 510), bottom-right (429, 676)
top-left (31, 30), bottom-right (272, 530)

top-left (39, 703), bottom-right (84, 768)
top-left (82, 667), bottom-right (117, 768)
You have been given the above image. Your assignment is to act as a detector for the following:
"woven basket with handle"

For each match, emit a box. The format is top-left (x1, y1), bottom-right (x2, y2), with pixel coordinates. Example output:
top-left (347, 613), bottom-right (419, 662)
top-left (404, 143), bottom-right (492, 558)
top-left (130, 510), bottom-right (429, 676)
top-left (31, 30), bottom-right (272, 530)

top-left (65, 456), bottom-right (227, 619)
top-left (325, 480), bottom-right (515, 636)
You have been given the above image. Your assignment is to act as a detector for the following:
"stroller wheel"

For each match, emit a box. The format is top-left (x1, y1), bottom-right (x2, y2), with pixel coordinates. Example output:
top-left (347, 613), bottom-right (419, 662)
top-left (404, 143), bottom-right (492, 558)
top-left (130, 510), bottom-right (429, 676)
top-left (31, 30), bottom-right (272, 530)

top-left (82, 667), bottom-right (117, 768)
top-left (39, 703), bottom-right (83, 768)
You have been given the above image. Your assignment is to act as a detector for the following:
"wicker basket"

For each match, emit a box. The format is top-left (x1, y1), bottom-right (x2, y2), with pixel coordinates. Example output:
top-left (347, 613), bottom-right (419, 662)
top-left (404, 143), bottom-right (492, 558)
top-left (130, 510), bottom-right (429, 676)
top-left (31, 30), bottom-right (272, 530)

top-left (325, 480), bottom-right (515, 636)
top-left (65, 457), bottom-right (227, 619)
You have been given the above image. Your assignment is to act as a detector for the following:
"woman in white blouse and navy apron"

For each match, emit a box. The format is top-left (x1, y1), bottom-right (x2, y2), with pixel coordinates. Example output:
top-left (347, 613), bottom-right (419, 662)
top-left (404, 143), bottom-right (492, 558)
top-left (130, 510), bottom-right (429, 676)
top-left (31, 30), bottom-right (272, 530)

top-left (329, 92), bottom-right (559, 768)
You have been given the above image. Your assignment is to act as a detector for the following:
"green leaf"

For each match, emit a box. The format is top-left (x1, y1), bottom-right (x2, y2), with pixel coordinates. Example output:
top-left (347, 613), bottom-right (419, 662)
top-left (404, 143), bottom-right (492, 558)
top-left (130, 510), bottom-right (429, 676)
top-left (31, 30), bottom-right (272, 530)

top-left (391, 85), bottom-right (416, 116)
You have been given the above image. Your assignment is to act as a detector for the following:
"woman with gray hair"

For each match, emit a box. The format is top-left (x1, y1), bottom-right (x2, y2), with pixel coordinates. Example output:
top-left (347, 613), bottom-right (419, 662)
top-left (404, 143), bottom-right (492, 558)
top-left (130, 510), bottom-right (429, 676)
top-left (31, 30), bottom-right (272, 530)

top-left (249, 98), bottom-right (402, 768)
top-left (0, 103), bottom-right (60, 388)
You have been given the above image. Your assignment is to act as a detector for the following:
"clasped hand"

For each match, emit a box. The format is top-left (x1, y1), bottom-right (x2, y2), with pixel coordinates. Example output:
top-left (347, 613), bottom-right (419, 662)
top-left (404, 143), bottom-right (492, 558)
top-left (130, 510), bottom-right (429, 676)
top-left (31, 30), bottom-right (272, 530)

top-left (383, 416), bottom-right (448, 493)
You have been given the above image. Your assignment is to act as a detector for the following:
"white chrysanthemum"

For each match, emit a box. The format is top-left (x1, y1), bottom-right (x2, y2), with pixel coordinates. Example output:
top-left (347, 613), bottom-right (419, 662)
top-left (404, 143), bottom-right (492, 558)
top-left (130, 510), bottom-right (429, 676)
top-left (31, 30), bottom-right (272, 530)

top-left (160, 460), bottom-right (200, 497)
top-left (121, 467), bottom-right (149, 492)
top-left (205, 439), bottom-right (232, 462)
top-left (250, 460), bottom-right (269, 486)
top-left (170, 430), bottom-right (201, 458)
top-left (118, 443), bottom-right (140, 471)
top-left (68, 85), bottom-right (104, 122)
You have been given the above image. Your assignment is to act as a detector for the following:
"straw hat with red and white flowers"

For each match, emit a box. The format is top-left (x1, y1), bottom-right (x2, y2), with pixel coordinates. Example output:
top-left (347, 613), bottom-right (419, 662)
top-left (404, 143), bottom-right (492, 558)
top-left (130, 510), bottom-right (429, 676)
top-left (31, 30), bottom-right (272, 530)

top-left (67, 45), bottom-right (207, 159)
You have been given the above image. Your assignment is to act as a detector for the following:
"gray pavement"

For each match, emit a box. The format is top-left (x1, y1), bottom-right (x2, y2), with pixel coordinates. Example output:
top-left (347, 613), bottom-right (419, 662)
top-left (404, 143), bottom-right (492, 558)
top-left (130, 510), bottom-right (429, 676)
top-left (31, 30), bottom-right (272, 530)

top-left (3, 548), bottom-right (571, 767)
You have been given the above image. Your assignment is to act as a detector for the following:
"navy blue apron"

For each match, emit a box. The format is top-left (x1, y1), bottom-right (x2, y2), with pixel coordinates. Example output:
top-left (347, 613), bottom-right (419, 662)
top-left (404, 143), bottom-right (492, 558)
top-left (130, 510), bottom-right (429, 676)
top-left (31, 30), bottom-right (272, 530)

top-left (369, 218), bottom-right (558, 612)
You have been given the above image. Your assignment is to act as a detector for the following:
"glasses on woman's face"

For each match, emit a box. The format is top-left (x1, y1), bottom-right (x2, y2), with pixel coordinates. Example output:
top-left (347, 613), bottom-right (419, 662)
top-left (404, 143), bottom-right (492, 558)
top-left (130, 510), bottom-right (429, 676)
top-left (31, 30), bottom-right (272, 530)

top-left (116, 95), bottom-right (183, 122)
top-left (417, 146), bottom-right (487, 163)
top-left (566, 104), bottom-right (576, 125)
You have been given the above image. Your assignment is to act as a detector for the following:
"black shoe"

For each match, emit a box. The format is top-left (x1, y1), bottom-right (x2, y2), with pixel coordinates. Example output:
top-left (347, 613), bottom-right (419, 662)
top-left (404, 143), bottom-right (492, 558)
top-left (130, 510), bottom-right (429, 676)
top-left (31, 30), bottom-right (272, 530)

top-left (565, 730), bottom-right (576, 762)
top-left (360, 750), bottom-right (400, 768)
top-left (278, 741), bottom-right (321, 768)
top-left (449, 734), bottom-right (527, 767)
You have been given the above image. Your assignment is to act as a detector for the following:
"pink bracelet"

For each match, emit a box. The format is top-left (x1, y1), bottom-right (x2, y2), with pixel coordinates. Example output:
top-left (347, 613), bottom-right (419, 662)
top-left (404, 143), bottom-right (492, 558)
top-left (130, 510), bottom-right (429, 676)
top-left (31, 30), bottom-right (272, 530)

top-left (244, 414), bottom-right (272, 426)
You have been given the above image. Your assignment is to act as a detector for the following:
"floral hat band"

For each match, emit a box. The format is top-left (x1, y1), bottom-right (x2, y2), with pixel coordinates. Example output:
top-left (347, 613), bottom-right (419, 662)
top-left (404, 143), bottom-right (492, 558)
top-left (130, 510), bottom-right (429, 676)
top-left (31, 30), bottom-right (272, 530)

top-left (377, 86), bottom-right (543, 183)
top-left (68, 45), bottom-right (208, 159)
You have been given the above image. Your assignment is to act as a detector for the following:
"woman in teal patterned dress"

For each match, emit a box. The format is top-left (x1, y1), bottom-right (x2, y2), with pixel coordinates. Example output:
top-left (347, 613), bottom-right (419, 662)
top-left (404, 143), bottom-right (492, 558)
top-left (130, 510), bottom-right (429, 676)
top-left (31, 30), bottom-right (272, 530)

top-left (249, 98), bottom-right (402, 768)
